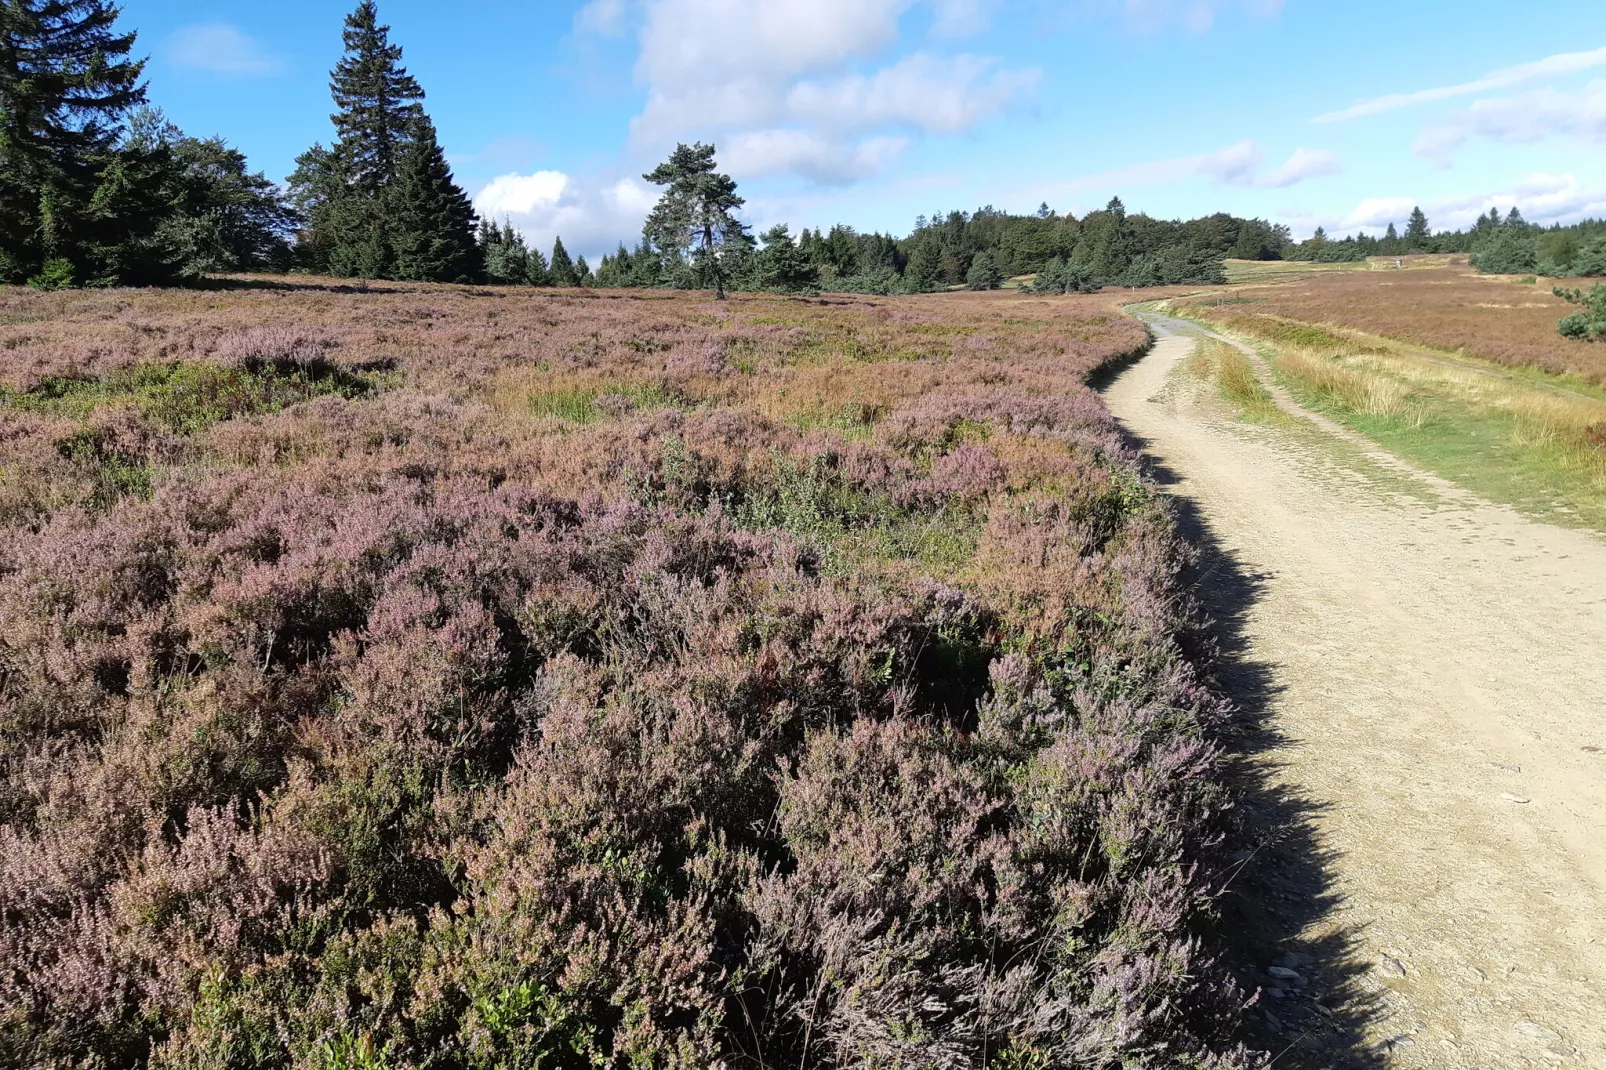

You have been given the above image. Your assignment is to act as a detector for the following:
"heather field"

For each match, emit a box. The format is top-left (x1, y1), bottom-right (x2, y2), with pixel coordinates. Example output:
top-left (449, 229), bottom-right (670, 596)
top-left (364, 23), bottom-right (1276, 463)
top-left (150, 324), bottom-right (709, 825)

top-left (0, 280), bottom-right (1258, 1069)
top-left (1179, 264), bottom-right (1606, 385)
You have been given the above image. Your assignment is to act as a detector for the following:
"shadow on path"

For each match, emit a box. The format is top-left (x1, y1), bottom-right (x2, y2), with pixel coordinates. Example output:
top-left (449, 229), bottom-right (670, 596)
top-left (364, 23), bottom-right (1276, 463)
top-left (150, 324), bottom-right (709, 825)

top-left (1114, 391), bottom-right (1391, 1068)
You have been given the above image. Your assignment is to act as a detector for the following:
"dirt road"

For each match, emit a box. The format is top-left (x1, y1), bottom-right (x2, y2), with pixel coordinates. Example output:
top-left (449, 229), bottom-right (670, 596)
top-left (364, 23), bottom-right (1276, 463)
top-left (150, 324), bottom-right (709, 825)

top-left (1103, 315), bottom-right (1606, 1068)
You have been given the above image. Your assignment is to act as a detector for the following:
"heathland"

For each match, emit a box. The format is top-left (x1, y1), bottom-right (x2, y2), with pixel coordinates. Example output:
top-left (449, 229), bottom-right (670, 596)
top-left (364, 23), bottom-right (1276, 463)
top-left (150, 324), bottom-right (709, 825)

top-left (0, 280), bottom-right (1263, 1068)
top-left (1166, 261), bottom-right (1606, 530)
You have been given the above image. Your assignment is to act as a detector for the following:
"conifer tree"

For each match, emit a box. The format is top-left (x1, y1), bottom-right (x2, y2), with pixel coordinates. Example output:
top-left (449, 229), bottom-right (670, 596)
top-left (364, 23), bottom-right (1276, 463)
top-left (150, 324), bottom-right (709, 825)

top-left (330, 1), bottom-right (423, 193)
top-left (1405, 206), bottom-right (1431, 249)
top-left (388, 116), bottom-right (476, 282)
top-left (479, 219), bottom-right (526, 284)
top-left (549, 236), bottom-right (577, 286)
top-left (574, 254), bottom-right (592, 286)
top-left (965, 250), bottom-right (1003, 290)
top-left (0, 0), bottom-right (147, 282)
top-left (524, 242), bottom-right (550, 286)
top-left (292, 1), bottom-right (468, 280)
top-left (754, 223), bottom-right (818, 293)
top-left (643, 142), bottom-right (744, 298)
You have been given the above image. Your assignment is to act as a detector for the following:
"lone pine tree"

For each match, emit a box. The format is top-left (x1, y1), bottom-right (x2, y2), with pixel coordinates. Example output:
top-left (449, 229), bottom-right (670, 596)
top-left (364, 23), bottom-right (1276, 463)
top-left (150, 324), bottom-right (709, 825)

top-left (643, 142), bottom-right (744, 298)
top-left (1405, 206), bottom-right (1431, 250)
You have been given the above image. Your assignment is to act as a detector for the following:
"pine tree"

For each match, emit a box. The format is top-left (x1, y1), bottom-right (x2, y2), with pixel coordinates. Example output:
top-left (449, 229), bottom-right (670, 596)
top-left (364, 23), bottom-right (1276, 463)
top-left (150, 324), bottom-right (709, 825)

top-left (524, 242), bottom-right (550, 286)
top-left (388, 117), bottom-right (476, 282)
top-left (330, 1), bottom-right (423, 193)
top-left (643, 142), bottom-right (744, 298)
top-left (0, 0), bottom-right (147, 282)
top-left (754, 224), bottom-right (818, 293)
top-left (479, 219), bottom-right (525, 284)
top-left (905, 240), bottom-right (942, 292)
top-left (1091, 197), bottom-right (1135, 282)
top-left (549, 236), bottom-right (577, 286)
top-left (1504, 206), bottom-right (1526, 229)
top-left (965, 250), bottom-right (1003, 290)
top-left (1405, 206), bottom-right (1431, 249)
top-left (292, 1), bottom-right (440, 278)
top-left (574, 254), bottom-right (592, 286)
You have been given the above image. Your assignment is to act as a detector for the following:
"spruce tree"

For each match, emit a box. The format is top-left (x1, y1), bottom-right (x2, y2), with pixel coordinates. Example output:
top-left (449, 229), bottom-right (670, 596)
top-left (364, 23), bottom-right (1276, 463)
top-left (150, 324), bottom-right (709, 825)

top-left (1091, 197), bottom-right (1135, 283)
top-left (549, 236), bottom-right (577, 286)
top-left (292, 1), bottom-right (449, 279)
top-left (479, 219), bottom-right (526, 284)
top-left (524, 242), bottom-right (550, 286)
top-left (574, 254), bottom-right (592, 286)
top-left (388, 116), bottom-right (476, 282)
top-left (0, 0), bottom-right (146, 282)
top-left (1405, 206), bottom-right (1431, 250)
top-left (330, 1), bottom-right (423, 193)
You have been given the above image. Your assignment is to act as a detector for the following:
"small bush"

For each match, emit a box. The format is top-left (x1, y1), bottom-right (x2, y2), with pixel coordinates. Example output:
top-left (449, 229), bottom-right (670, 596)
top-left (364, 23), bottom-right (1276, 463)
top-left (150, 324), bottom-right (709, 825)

top-left (1556, 283), bottom-right (1606, 342)
top-left (27, 257), bottom-right (75, 290)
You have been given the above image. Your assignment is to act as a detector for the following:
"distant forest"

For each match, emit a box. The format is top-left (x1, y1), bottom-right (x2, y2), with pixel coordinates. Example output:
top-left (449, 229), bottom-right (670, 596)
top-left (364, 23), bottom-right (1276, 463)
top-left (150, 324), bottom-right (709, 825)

top-left (3, 0), bottom-right (1602, 295)
top-left (1287, 205), bottom-right (1606, 279)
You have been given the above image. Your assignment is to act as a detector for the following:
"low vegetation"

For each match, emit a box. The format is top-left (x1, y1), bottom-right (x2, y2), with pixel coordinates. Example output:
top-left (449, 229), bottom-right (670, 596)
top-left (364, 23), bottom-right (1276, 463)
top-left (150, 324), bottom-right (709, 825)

top-left (1179, 265), bottom-right (1606, 385)
top-left (1176, 298), bottom-right (1606, 528)
top-left (1183, 337), bottom-right (1285, 424)
top-left (1556, 283), bottom-right (1606, 342)
top-left (0, 280), bottom-right (1264, 1068)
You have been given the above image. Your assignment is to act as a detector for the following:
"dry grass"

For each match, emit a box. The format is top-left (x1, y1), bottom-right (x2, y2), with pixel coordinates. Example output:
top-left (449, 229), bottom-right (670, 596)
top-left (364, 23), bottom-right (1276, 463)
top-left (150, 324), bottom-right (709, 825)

top-left (1183, 265), bottom-right (1606, 385)
top-left (1183, 337), bottom-right (1285, 422)
top-left (1196, 312), bottom-right (1606, 517)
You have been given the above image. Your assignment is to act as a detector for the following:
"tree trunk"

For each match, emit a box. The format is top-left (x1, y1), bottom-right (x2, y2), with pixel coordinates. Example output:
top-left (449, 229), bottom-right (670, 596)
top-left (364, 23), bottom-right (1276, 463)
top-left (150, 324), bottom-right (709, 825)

top-left (706, 223), bottom-right (724, 299)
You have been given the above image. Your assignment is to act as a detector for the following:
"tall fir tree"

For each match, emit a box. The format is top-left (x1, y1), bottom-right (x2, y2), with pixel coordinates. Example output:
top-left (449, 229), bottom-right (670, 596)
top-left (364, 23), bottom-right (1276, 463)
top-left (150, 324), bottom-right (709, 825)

top-left (0, 0), bottom-right (146, 282)
top-left (549, 236), bottom-right (577, 286)
top-left (1405, 206), bottom-right (1431, 249)
top-left (330, 0), bottom-right (423, 193)
top-left (291, 1), bottom-right (469, 280)
top-left (388, 117), bottom-right (476, 282)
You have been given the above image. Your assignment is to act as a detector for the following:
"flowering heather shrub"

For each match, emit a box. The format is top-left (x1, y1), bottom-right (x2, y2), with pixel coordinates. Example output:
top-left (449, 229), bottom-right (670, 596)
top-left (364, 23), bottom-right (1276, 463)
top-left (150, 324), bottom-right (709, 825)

top-left (0, 279), bottom-right (1262, 1068)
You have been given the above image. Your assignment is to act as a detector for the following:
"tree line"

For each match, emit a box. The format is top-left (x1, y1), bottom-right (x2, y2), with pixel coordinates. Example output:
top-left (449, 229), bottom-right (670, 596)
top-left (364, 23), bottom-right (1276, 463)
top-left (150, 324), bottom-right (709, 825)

top-left (1287, 205), bottom-right (1606, 278)
top-left (7, 0), bottom-right (1601, 297)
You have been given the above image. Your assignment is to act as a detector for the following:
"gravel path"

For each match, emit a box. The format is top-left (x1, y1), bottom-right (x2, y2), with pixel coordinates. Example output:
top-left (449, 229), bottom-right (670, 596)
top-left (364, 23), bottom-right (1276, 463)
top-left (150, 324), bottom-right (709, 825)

top-left (1103, 315), bottom-right (1606, 1068)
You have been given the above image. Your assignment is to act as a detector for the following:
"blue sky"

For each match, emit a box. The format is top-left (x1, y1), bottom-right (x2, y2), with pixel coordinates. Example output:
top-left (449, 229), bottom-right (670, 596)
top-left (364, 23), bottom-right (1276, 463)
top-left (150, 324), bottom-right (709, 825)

top-left (129, 0), bottom-right (1606, 261)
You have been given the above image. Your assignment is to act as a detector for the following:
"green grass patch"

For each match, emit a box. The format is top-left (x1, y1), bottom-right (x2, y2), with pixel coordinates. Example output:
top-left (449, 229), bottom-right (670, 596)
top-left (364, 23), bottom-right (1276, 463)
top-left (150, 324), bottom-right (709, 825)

top-left (730, 455), bottom-right (983, 576)
top-left (527, 382), bottom-right (683, 423)
top-left (1267, 355), bottom-right (1606, 530)
top-left (0, 360), bottom-right (385, 434)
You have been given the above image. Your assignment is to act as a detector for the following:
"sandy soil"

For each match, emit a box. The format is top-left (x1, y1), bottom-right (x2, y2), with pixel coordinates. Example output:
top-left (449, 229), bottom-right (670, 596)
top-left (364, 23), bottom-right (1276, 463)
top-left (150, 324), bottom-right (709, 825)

top-left (1102, 316), bottom-right (1606, 1068)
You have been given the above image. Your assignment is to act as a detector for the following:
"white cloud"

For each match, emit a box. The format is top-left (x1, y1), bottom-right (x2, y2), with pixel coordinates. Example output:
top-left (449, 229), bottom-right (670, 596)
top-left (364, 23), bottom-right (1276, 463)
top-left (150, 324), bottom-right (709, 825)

top-left (168, 24), bottom-right (282, 76)
top-left (785, 53), bottom-right (1039, 134)
top-left (1047, 140), bottom-right (1337, 198)
top-left (474, 173), bottom-right (658, 263)
top-left (722, 131), bottom-right (910, 184)
top-left (1195, 139), bottom-right (1262, 186)
top-left (574, 0), bottom-right (628, 34)
top-left (1261, 146), bottom-right (1342, 187)
top-left (476, 171), bottom-right (571, 217)
top-left (1415, 79), bottom-right (1606, 166)
top-left (1327, 173), bottom-right (1606, 238)
top-left (1314, 45), bottom-right (1606, 123)
top-left (586, 0), bottom-right (1035, 186)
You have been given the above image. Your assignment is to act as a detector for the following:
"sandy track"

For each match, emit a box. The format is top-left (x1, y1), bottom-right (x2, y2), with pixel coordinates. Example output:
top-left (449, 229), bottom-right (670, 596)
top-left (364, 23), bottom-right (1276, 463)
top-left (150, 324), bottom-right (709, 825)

top-left (1102, 318), bottom-right (1606, 1068)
